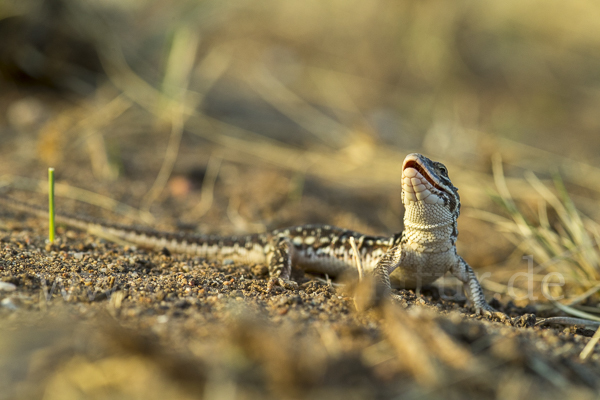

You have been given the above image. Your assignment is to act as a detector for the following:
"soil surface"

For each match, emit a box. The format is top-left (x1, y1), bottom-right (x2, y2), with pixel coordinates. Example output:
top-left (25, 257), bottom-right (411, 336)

top-left (0, 134), bottom-right (599, 400)
top-left (2, 2), bottom-right (600, 398)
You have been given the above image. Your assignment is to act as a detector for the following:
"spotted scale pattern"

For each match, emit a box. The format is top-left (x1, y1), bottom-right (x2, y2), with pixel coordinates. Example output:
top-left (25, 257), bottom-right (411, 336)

top-left (0, 153), bottom-right (500, 316)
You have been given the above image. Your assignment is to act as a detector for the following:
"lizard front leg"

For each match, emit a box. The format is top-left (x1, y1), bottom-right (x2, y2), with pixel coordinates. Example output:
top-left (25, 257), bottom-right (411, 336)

top-left (266, 236), bottom-right (298, 291)
top-left (450, 256), bottom-right (509, 321)
top-left (356, 244), bottom-right (403, 310)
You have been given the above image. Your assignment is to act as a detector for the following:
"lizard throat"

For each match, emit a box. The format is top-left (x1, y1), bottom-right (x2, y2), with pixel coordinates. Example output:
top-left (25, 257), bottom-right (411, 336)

top-left (403, 219), bottom-right (454, 231)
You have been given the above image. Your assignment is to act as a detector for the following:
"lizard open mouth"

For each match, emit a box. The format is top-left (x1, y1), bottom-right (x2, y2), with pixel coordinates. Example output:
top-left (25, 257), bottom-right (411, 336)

top-left (403, 159), bottom-right (444, 193)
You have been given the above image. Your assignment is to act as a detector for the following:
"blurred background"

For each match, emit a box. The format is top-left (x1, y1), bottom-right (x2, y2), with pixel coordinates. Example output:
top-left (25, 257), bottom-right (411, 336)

top-left (2, 0), bottom-right (600, 295)
top-left (3, 0), bottom-right (600, 181)
top-left (3, 2), bottom-right (600, 398)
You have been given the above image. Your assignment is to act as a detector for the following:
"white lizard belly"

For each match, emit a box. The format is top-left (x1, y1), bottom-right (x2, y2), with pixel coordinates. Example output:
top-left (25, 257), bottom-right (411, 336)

top-left (390, 247), bottom-right (456, 288)
top-left (291, 245), bottom-right (386, 278)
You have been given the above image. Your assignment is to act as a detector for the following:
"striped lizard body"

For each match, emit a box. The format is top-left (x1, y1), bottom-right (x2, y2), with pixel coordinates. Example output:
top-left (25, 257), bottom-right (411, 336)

top-left (0, 153), bottom-right (503, 317)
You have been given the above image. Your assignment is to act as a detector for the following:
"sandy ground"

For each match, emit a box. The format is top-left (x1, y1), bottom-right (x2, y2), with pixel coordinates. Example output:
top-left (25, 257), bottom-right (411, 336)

top-left (3, 1), bottom-right (600, 398)
top-left (0, 141), bottom-right (599, 399)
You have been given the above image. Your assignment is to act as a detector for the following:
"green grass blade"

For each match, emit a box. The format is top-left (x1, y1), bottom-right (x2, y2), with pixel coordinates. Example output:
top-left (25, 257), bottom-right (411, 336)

top-left (48, 168), bottom-right (55, 243)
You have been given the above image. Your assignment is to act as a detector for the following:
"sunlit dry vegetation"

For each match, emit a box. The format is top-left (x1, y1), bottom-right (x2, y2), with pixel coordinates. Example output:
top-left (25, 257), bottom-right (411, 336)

top-left (2, 0), bottom-right (600, 398)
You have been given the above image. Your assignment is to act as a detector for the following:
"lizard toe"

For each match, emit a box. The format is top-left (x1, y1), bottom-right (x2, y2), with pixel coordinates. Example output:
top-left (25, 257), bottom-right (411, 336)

top-left (390, 293), bottom-right (405, 304)
top-left (478, 307), bottom-right (512, 324)
top-left (267, 277), bottom-right (279, 293)
top-left (267, 277), bottom-right (298, 293)
top-left (279, 279), bottom-right (298, 290)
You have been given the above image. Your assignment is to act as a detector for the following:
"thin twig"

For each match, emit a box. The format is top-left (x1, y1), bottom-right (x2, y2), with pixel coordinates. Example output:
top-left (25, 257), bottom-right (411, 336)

top-left (580, 325), bottom-right (600, 360)
top-left (141, 26), bottom-right (200, 211)
top-left (348, 236), bottom-right (364, 281)
top-left (564, 283), bottom-right (600, 307)
top-left (248, 66), bottom-right (348, 148)
top-left (192, 153), bottom-right (223, 218)
top-left (141, 105), bottom-right (186, 212)
top-left (542, 281), bottom-right (600, 322)
top-left (535, 317), bottom-right (600, 327)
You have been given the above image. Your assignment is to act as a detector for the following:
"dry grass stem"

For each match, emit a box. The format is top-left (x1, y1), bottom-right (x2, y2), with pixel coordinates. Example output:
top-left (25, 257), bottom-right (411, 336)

top-left (489, 154), bottom-right (600, 301)
top-left (579, 326), bottom-right (600, 360)
top-left (192, 153), bottom-right (223, 218)
top-left (348, 236), bottom-right (364, 281)
top-left (247, 68), bottom-right (349, 148)
top-left (4, 1), bottom-right (600, 398)
top-left (383, 305), bottom-right (443, 385)
top-left (541, 281), bottom-right (600, 322)
top-left (141, 26), bottom-right (201, 211)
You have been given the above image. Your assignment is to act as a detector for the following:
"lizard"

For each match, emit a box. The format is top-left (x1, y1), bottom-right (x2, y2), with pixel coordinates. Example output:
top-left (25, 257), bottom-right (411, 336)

top-left (0, 153), bottom-right (504, 318)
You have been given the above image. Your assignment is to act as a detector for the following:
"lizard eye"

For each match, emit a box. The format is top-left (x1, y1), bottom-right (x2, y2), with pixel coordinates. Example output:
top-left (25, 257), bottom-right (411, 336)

top-left (438, 164), bottom-right (448, 175)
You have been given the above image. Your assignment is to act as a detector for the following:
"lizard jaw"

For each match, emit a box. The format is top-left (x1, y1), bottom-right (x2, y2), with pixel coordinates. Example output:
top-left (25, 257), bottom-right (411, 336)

top-left (402, 154), bottom-right (445, 205)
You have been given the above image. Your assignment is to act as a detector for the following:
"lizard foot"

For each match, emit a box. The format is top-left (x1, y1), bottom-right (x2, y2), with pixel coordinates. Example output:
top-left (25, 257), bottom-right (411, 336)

top-left (477, 307), bottom-right (512, 324)
top-left (390, 293), bottom-right (406, 304)
top-left (267, 277), bottom-right (298, 293)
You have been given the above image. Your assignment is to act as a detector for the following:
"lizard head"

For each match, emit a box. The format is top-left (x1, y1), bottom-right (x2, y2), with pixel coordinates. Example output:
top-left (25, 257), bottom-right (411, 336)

top-left (401, 153), bottom-right (460, 215)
